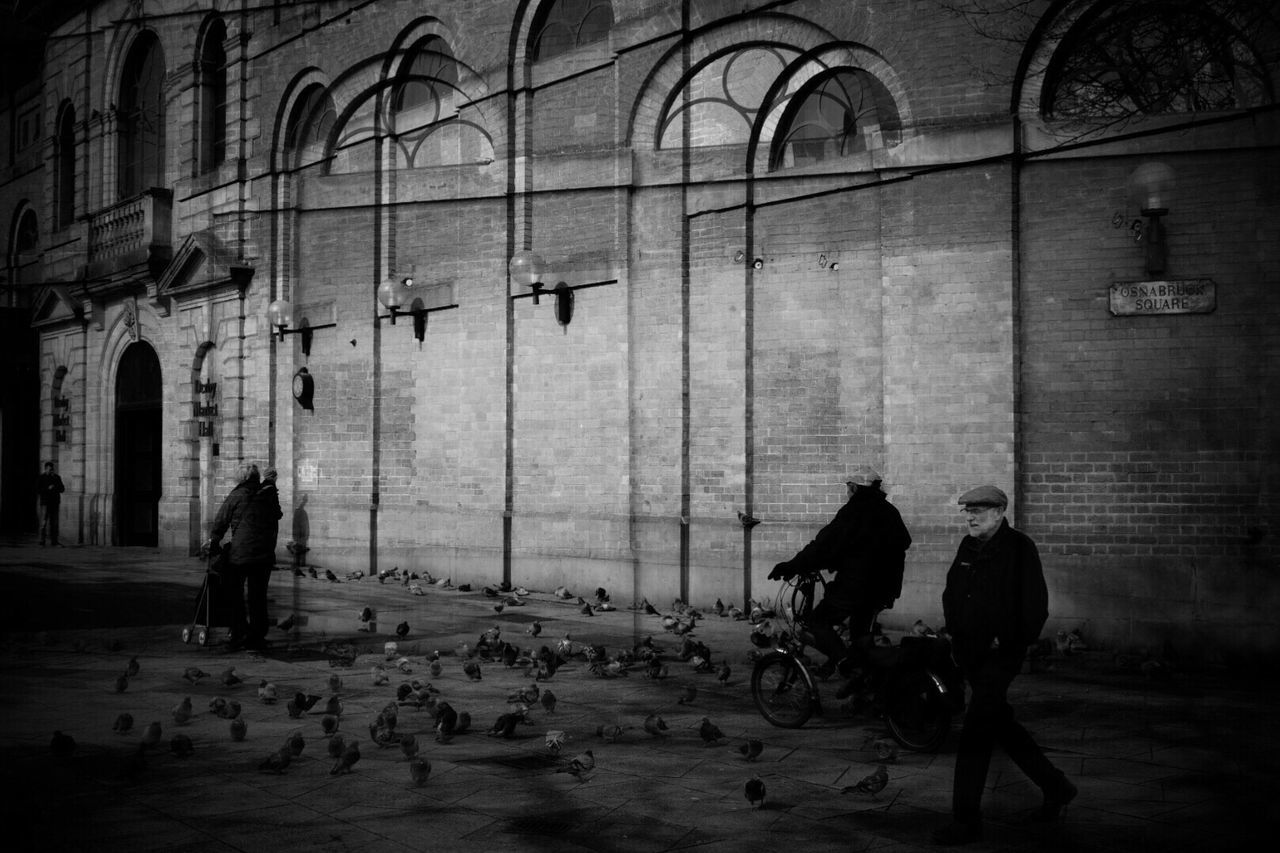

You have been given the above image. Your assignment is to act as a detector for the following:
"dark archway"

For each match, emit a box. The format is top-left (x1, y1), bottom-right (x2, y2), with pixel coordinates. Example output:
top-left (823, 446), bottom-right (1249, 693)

top-left (115, 341), bottom-right (162, 546)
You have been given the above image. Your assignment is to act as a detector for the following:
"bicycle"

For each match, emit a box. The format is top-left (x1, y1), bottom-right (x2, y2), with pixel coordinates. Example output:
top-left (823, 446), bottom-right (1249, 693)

top-left (749, 571), bottom-right (958, 752)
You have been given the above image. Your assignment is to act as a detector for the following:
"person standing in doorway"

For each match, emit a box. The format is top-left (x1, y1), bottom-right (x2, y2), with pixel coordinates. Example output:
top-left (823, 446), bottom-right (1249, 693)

top-left (933, 485), bottom-right (1077, 846)
top-left (237, 467), bottom-right (282, 651)
top-left (207, 464), bottom-right (259, 649)
top-left (37, 461), bottom-right (66, 546)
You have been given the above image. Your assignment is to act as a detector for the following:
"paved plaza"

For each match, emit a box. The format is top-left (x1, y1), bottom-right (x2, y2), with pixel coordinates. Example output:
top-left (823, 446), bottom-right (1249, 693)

top-left (0, 541), bottom-right (1275, 852)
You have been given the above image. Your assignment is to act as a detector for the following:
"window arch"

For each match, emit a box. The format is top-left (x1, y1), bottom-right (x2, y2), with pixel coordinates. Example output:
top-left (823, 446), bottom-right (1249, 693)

top-left (118, 31), bottom-right (166, 197)
top-left (384, 36), bottom-right (493, 170)
top-left (8, 206), bottom-right (39, 287)
top-left (56, 105), bottom-right (76, 228)
top-left (284, 84), bottom-right (337, 170)
top-left (771, 68), bottom-right (900, 170)
top-left (658, 45), bottom-right (802, 150)
top-left (530, 0), bottom-right (614, 62)
top-left (1042, 1), bottom-right (1274, 121)
top-left (197, 17), bottom-right (229, 174)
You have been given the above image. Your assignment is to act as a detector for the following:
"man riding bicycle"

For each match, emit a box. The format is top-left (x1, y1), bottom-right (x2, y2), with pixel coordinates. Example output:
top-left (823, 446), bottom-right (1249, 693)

top-left (768, 467), bottom-right (912, 688)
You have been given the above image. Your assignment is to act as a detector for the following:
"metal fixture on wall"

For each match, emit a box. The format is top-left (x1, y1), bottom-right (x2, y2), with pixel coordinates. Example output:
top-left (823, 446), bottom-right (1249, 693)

top-left (509, 250), bottom-right (616, 328)
top-left (268, 299), bottom-right (335, 357)
top-left (376, 270), bottom-right (459, 344)
top-left (1127, 162), bottom-right (1175, 276)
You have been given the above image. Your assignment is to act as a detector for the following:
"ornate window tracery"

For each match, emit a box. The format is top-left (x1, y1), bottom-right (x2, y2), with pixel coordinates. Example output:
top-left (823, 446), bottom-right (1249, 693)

top-left (530, 0), bottom-right (614, 62)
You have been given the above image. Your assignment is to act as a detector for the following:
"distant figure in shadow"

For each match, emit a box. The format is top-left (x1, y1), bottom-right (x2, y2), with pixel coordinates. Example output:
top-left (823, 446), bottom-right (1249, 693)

top-left (290, 495), bottom-right (310, 568)
top-left (37, 461), bottom-right (65, 546)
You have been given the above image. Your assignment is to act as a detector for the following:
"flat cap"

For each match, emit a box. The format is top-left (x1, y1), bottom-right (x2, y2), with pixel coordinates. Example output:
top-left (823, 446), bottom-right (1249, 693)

top-left (957, 484), bottom-right (1008, 508)
top-left (846, 466), bottom-right (883, 487)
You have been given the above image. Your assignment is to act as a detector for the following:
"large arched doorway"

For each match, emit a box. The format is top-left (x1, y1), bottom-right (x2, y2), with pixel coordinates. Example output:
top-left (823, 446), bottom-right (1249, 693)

top-left (115, 341), bottom-right (162, 546)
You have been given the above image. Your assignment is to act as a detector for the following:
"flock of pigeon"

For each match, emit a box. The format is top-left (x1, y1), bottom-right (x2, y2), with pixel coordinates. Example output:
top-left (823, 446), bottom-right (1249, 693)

top-left (57, 576), bottom-right (901, 813)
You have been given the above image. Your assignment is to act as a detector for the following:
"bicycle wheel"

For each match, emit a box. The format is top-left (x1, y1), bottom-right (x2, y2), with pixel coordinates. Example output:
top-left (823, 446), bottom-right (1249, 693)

top-left (884, 668), bottom-right (952, 752)
top-left (752, 651), bottom-right (817, 728)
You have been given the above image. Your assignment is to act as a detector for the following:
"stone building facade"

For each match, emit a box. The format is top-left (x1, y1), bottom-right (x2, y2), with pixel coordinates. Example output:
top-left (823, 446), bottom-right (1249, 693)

top-left (3, 0), bottom-right (1277, 660)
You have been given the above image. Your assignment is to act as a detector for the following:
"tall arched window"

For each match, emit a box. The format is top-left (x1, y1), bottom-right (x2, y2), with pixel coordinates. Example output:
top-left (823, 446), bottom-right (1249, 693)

top-left (118, 32), bottom-right (166, 197)
top-left (284, 85), bottom-right (337, 170)
top-left (771, 68), bottom-right (901, 170)
top-left (56, 106), bottom-right (77, 228)
top-left (530, 0), bottom-right (614, 62)
top-left (658, 46), bottom-right (801, 150)
top-left (197, 18), bottom-right (228, 174)
top-left (1042, 1), bottom-right (1274, 121)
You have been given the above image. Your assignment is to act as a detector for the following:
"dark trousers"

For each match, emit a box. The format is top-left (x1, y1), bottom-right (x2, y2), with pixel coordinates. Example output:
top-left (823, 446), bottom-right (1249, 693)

top-left (229, 561), bottom-right (273, 643)
top-left (810, 577), bottom-right (879, 665)
top-left (952, 655), bottom-right (1065, 824)
top-left (40, 503), bottom-right (60, 544)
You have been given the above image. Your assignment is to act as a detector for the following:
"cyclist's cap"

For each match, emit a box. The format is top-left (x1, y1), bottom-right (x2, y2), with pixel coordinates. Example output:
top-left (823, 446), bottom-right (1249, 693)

top-left (957, 485), bottom-right (1007, 508)
top-left (846, 466), bottom-right (882, 487)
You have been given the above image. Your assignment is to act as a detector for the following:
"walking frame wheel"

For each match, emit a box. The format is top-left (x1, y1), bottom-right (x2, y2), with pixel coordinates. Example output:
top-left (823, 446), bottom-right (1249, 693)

top-left (181, 626), bottom-right (193, 644)
top-left (751, 650), bottom-right (819, 728)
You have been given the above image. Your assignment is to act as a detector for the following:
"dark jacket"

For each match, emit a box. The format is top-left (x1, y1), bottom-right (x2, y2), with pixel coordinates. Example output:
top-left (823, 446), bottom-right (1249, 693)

top-left (210, 480), bottom-right (259, 565)
top-left (775, 487), bottom-right (912, 605)
top-left (942, 518), bottom-right (1048, 668)
top-left (239, 480), bottom-right (282, 565)
top-left (38, 472), bottom-right (65, 506)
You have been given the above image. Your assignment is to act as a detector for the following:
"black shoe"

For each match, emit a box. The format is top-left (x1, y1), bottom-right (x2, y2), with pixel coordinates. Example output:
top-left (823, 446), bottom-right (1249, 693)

top-left (931, 821), bottom-right (982, 846)
top-left (1033, 777), bottom-right (1078, 822)
top-left (812, 660), bottom-right (836, 680)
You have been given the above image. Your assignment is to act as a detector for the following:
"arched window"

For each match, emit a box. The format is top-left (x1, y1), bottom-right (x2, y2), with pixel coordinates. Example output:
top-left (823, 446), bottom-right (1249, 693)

top-left (530, 0), bottom-right (614, 62)
top-left (198, 18), bottom-right (229, 174)
top-left (57, 106), bottom-right (77, 228)
top-left (381, 36), bottom-right (493, 170)
top-left (285, 85), bottom-right (337, 170)
top-left (9, 207), bottom-right (39, 286)
top-left (772, 69), bottom-right (900, 170)
top-left (1042, 1), bottom-right (1274, 121)
top-left (118, 32), bottom-right (166, 197)
top-left (658, 46), bottom-right (801, 150)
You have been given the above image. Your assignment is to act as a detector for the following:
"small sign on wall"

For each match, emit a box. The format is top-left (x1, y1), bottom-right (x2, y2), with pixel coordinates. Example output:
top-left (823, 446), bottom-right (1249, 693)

top-left (1109, 279), bottom-right (1216, 316)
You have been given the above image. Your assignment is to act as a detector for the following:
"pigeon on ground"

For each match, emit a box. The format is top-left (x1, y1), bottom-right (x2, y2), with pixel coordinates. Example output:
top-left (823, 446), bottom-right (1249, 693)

top-left (699, 717), bottom-right (725, 745)
top-left (327, 734), bottom-right (346, 759)
top-left (546, 730), bottom-right (568, 754)
top-left (873, 738), bottom-right (899, 763)
top-left (286, 731), bottom-right (306, 757)
top-left (435, 702), bottom-right (459, 742)
top-left (717, 662), bottom-right (732, 686)
top-left (140, 721), bottom-right (162, 749)
top-left (409, 756), bottom-right (431, 786)
top-left (395, 621), bottom-right (410, 639)
top-left (115, 673), bottom-right (130, 693)
top-left (125, 656), bottom-right (140, 677)
top-left (738, 738), bottom-right (763, 761)
top-left (464, 661), bottom-right (482, 681)
top-left (643, 713), bottom-right (669, 736)
top-left (50, 731), bottom-right (77, 757)
top-left (843, 764), bottom-right (889, 796)
top-left (745, 776), bottom-right (766, 808)
top-left (400, 733), bottom-right (418, 760)
top-left (328, 673), bottom-right (343, 694)
top-left (321, 714), bottom-right (340, 735)
top-left (331, 740), bottom-right (361, 774)
top-left (677, 685), bottom-right (697, 705)
top-left (172, 697), bottom-right (193, 725)
top-left (527, 620), bottom-right (542, 637)
top-left (230, 718), bottom-right (247, 741)
top-left (597, 723), bottom-right (624, 743)
top-left (221, 667), bottom-right (242, 687)
top-left (277, 614), bottom-right (296, 632)
top-left (558, 749), bottom-right (595, 781)
top-left (257, 680), bottom-right (278, 703)
top-left (259, 745), bottom-right (292, 774)
top-left (540, 689), bottom-right (557, 714)
top-left (322, 696), bottom-right (343, 717)
top-left (182, 667), bottom-right (209, 684)
top-left (113, 713), bottom-right (134, 734)
top-left (170, 734), bottom-right (194, 757)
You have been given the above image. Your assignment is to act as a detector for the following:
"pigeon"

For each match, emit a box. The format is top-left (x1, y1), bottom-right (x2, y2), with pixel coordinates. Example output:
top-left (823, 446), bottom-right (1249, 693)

top-left (545, 730), bottom-right (568, 754)
top-left (170, 733), bottom-right (194, 757)
top-left (222, 699), bottom-right (242, 720)
top-left (400, 733), bottom-right (418, 760)
top-left (435, 702), bottom-right (459, 742)
top-left (125, 655), bottom-right (140, 677)
top-left (873, 738), bottom-right (899, 763)
top-left (322, 696), bottom-right (343, 717)
top-left (527, 620), bottom-right (542, 638)
top-left (716, 662), bottom-right (732, 686)
top-left (738, 511), bottom-right (761, 528)
top-left (429, 660), bottom-right (443, 678)
top-left (257, 680), bottom-right (278, 703)
top-left (558, 749), bottom-right (595, 781)
top-left (463, 661), bottom-right (482, 681)
top-left (230, 718), bottom-right (247, 741)
top-left (843, 764), bottom-right (889, 796)
top-left (912, 620), bottom-right (937, 638)
top-left (321, 714), bottom-right (340, 735)
top-left (540, 689), bottom-right (557, 714)
top-left (259, 745), bottom-right (292, 774)
top-left (286, 731), bottom-right (306, 757)
top-left (409, 756), bottom-right (431, 786)
top-left (384, 642), bottom-right (399, 661)
top-left (331, 740), bottom-right (361, 774)
top-left (115, 673), bottom-right (130, 693)
top-left (141, 721), bottom-right (162, 749)
top-left (395, 621), bottom-right (410, 639)
top-left (50, 730), bottom-right (77, 757)
top-left (327, 734), bottom-right (347, 759)
top-left (325, 569), bottom-right (339, 582)
top-left (221, 667), bottom-right (242, 687)
top-left (699, 717), bottom-right (725, 745)
top-left (643, 713), bottom-right (669, 736)
top-left (738, 738), bottom-right (764, 761)
top-left (113, 713), bottom-right (134, 734)
top-left (277, 613), bottom-right (296, 632)
top-left (677, 685), bottom-right (697, 705)
top-left (328, 673), bottom-right (343, 694)
top-left (371, 665), bottom-right (390, 686)
top-left (596, 723), bottom-right (624, 743)
top-left (745, 776), bottom-right (766, 808)
top-left (172, 697), bottom-right (193, 725)
top-left (182, 667), bottom-right (209, 684)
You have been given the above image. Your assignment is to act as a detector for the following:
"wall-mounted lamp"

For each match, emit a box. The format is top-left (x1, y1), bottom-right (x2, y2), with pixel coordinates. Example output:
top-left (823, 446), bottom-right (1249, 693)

top-left (268, 298), bottom-right (335, 358)
top-left (752, 257), bottom-right (764, 270)
top-left (1127, 162), bottom-right (1175, 276)
top-left (376, 271), bottom-right (459, 345)
top-left (733, 250), bottom-right (745, 263)
top-left (509, 250), bottom-right (615, 328)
